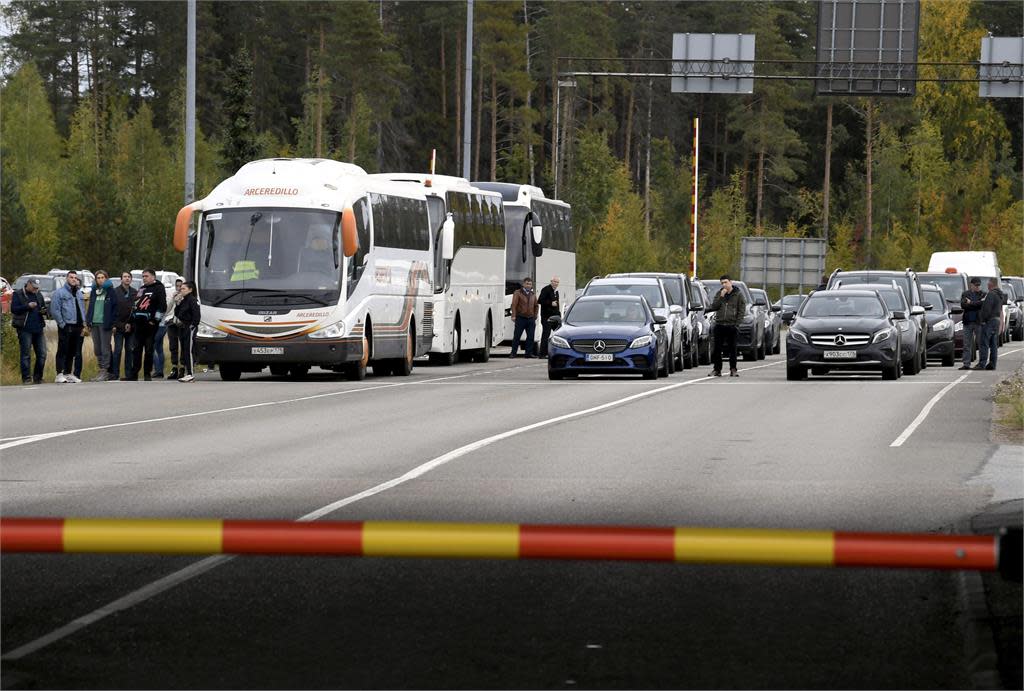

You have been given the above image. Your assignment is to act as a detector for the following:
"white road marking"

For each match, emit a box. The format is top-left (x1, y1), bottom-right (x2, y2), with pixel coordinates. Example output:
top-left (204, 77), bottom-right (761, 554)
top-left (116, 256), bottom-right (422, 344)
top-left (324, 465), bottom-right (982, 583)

top-left (0, 359), bottom-right (781, 661)
top-left (889, 374), bottom-right (970, 447)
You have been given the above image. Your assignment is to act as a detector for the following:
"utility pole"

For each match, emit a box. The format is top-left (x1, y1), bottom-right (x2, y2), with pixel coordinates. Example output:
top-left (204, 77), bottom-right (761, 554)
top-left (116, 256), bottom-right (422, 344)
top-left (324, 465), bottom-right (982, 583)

top-left (184, 0), bottom-right (196, 203)
top-left (461, 0), bottom-right (474, 179)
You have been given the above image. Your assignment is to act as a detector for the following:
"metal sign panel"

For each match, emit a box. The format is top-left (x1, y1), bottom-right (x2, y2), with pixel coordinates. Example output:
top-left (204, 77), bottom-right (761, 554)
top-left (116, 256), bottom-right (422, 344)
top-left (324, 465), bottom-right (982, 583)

top-left (979, 37), bottom-right (1024, 99)
top-left (740, 237), bottom-right (827, 294)
top-left (671, 33), bottom-right (755, 94)
top-left (816, 0), bottom-right (920, 96)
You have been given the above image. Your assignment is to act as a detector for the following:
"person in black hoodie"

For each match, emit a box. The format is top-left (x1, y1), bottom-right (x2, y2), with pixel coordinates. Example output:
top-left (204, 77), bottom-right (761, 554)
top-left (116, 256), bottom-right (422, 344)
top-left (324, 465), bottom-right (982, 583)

top-left (127, 268), bottom-right (167, 381)
top-left (110, 272), bottom-right (137, 380)
top-left (175, 281), bottom-right (201, 382)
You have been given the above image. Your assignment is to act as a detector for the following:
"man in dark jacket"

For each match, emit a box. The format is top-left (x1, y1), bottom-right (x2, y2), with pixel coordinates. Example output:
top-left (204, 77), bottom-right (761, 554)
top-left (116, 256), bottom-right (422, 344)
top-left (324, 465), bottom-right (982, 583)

top-left (707, 274), bottom-right (746, 377)
top-left (85, 271), bottom-right (119, 381)
top-left (977, 278), bottom-right (1004, 370)
top-left (510, 277), bottom-right (539, 358)
top-left (110, 271), bottom-right (137, 380)
top-left (127, 268), bottom-right (167, 381)
top-left (958, 277), bottom-right (985, 369)
top-left (11, 278), bottom-right (47, 384)
top-left (537, 276), bottom-right (560, 358)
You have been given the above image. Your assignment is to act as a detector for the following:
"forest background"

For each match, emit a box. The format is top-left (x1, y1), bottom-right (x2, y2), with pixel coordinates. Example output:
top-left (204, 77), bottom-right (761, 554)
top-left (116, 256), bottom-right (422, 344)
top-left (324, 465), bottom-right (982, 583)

top-left (1, 0), bottom-right (1021, 289)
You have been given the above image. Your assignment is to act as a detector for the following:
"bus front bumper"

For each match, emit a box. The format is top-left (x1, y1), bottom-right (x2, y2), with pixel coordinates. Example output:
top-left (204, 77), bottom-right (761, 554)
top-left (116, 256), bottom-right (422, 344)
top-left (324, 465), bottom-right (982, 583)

top-left (196, 336), bottom-right (365, 367)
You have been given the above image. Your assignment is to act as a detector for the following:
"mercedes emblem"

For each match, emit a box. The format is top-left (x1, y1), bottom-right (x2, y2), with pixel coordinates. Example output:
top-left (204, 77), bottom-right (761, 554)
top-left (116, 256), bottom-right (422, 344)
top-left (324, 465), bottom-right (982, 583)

top-left (593, 340), bottom-right (607, 352)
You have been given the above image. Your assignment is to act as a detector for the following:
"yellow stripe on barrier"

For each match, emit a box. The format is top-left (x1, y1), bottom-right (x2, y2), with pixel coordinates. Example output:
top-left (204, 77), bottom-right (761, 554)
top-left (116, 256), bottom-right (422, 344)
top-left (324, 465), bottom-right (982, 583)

top-left (63, 519), bottom-right (223, 554)
top-left (362, 522), bottom-right (519, 559)
top-left (674, 528), bottom-right (834, 566)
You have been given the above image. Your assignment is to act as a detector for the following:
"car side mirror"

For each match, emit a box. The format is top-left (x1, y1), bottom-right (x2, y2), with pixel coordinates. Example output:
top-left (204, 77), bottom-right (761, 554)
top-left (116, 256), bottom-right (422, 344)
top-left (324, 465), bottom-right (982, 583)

top-left (654, 314), bottom-right (668, 325)
top-left (950, 306), bottom-right (964, 314)
top-left (923, 302), bottom-right (934, 311)
top-left (891, 311), bottom-right (907, 320)
top-left (781, 310), bottom-right (794, 321)
top-left (770, 304), bottom-right (782, 312)
top-left (910, 305), bottom-right (926, 316)
top-left (669, 305), bottom-right (683, 315)
top-left (546, 315), bottom-right (561, 327)
top-left (688, 305), bottom-right (701, 312)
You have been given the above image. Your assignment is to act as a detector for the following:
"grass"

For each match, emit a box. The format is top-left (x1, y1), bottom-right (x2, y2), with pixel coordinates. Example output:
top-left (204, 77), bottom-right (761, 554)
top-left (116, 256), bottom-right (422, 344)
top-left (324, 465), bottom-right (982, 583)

top-left (992, 370), bottom-right (1024, 442)
top-left (1, 314), bottom-right (102, 385)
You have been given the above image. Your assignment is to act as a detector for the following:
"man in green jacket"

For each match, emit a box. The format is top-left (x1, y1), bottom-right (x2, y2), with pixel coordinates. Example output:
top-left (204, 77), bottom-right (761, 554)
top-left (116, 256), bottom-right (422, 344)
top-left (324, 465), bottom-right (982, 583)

top-left (708, 274), bottom-right (746, 377)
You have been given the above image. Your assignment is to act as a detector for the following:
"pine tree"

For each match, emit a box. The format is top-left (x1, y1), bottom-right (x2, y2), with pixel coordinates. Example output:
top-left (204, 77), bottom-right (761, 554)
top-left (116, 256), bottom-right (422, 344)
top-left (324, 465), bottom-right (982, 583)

top-left (222, 46), bottom-right (259, 174)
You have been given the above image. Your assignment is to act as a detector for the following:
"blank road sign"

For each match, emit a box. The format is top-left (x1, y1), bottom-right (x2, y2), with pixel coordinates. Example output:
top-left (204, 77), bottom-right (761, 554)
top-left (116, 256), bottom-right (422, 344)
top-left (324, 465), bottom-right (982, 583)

top-left (979, 37), bottom-right (1024, 99)
top-left (671, 33), bottom-right (755, 95)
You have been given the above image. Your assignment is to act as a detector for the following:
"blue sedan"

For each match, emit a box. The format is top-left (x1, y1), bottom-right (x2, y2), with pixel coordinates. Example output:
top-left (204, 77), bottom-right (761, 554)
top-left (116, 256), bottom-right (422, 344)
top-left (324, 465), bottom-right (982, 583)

top-left (547, 295), bottom-right (670, 380)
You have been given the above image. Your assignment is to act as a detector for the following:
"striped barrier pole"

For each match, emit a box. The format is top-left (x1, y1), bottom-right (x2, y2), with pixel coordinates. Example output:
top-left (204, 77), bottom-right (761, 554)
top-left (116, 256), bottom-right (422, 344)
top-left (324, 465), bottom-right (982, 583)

top-left (2, 518), bottom-right (1018, 577)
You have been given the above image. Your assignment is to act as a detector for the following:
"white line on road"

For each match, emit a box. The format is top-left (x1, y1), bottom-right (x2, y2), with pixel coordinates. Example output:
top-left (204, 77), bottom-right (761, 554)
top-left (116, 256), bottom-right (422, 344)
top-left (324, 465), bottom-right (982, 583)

top-left (0, 359), bottom-right (781, 661)
top-left (889, 374), bottom-right (970, 447)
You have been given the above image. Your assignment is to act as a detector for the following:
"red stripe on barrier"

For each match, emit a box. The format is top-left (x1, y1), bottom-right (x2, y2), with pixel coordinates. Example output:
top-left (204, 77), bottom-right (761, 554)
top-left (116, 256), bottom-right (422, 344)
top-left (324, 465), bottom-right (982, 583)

top-left (222, 520), bottom-right (363, 556)
top-left (0, 518), bottom-right (64, 552)
top-left (520, 525), bottom-right (675, 561)
top-left (834, 532), bottom-right (997, 570)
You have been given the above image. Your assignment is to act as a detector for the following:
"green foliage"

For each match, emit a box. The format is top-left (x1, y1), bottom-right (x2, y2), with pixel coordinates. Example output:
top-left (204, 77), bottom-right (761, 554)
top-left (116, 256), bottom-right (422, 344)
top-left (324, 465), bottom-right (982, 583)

top-left (696, 173), bottom-right (749, 278)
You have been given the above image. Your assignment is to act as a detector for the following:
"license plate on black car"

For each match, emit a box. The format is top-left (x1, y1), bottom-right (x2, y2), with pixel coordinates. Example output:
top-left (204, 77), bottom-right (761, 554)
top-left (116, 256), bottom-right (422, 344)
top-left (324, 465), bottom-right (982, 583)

top-left (586, 353), bottom-right (614, 362)
top-left (823, 350), bottom-right (856, 359)
top-left (251, 347), bottom-right (284, 355)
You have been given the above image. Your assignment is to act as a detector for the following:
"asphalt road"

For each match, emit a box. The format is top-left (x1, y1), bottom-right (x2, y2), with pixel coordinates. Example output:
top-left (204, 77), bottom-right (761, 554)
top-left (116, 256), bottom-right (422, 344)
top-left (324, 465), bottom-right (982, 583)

top-left (2, 345), bottom-right (1022, 689)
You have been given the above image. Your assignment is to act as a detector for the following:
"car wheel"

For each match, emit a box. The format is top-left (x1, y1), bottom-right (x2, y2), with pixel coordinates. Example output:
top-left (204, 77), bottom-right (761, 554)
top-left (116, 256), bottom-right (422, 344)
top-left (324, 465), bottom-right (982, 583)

top-left (773, 332), bottom-right (782, 355)
top-left (666, 341), bottom-right (676, 375)
top-left (699, 339), bottom-right (710, 365)
top-left (548, 369), bottom-right (563, 380)
top-left (786, 364), bottom-right (807, 381)
top-left (658, 347), bottom-right (669, 377)
top-left (941, 352), bottom-right (955, 367)
top-left (920, 347), bottom-right (927, 370)
top-left (882, 362), bottom-right (899, 380)
top-left (903, 354), bottom-right (920, 376)
top-left (743, 349), bottom-right (756, 362)
top-left (219, 365), bottom-right (242, 382)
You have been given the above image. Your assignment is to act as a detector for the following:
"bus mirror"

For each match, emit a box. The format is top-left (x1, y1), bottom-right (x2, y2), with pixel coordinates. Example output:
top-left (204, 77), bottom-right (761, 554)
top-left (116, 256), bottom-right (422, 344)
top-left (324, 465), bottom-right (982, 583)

top-left (441, 214), bottom-right (455, 261)
top-left (342, 207), bottom-right (358, 257)
top-left (173, 205), bottom-right (195, 252)
top-left (531, 223), bottom-right (543, 258)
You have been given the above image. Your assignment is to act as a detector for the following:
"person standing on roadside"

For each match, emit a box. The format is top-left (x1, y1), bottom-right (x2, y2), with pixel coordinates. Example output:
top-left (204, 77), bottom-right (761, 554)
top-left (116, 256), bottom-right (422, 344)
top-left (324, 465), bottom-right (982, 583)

top-left (51, 270), bottom-right (86, 383)
top-left (110, 272), bottom-right (136, 380)
top-left (164, 278), bottom-right (185, 380)
top-left (127, 268), bottom-right (166, 381)
top-left (510, 277), bottom-right (539, 358)
top-left (538, 276), bottom-right (560, 358)
top-left (977, 277), bottom-right (1004, 371)
top-left (84, 270), bottom-right (118, 381)
top-left (175, 281), bottom-right (201, 382)
top-left (708, 274), bottom-right (746, 378)
top-left (11, 277), bottom-right (47, 384)
top-left (958, 277), bottom-right (985, 370)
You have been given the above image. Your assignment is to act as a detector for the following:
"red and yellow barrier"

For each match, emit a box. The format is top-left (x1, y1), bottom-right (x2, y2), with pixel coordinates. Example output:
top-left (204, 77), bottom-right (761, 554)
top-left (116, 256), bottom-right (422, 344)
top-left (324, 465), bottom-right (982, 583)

top-left (0, 518), bottom-right (1002, 571)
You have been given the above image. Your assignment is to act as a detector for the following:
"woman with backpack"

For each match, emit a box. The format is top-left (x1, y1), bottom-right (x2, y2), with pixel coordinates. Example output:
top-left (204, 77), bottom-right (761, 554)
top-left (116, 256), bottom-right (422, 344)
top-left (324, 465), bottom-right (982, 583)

top-left (175, 281), bottom-right (201, 382)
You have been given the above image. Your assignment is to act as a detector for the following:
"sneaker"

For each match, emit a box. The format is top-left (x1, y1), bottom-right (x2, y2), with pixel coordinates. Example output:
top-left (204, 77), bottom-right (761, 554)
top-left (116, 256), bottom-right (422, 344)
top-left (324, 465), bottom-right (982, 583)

top-left (144, 375), bottom-right (152, 382)
top-left (32, 378), bottom-right (43, 385)
top-left (55, 373), bottom-right (68, 384)
top-left (22, 378), bottom-right (32, 385)
top-left (152, 372), bottom-right (164, 379)
top-left (178, 374), bottom-right (195, 383)
top-left (66, 374), bottom-right (82, 383)
top-left (958, 365), bottom-right (971, 370)
top-left (985, 364), bottom-right (995, 370)
top-left (729, 369), bottom-right (739, 377)
top-left (708, 370), bottom-right (722, 377)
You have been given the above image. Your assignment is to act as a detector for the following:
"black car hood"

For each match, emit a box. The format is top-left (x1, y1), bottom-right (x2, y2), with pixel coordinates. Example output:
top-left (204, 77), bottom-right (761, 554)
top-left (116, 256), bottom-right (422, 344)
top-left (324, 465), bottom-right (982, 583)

top-left (793, 316), bottom-right (889, 333)
top-left (556, 323), bottom-right (651, 341)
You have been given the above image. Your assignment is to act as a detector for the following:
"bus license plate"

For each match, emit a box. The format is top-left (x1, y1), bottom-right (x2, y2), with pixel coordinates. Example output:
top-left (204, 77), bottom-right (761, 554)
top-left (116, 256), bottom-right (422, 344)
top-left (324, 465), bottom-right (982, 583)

top-left (823, 350), bottom-right (856, 359)
top-left (252, 347), bottom-right (284, 355)
top-left (586, 353), bottom-right (614, 362)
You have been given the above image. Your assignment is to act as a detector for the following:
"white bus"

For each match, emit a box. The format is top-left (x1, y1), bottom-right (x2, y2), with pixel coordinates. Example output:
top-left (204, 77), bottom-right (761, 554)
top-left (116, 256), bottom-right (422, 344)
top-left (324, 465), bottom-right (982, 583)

top-left (173, 158), bottom-right (451, 381)
top-left (472, 183), bottom-right (575, 343)
top-left (372, 174), bottom-right (505, 364)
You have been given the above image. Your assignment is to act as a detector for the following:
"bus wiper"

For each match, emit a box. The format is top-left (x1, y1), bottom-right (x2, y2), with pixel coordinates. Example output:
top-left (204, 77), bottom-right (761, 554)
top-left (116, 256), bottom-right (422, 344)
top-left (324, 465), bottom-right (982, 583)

top-left (211, 288), bottom-right (277, 307)
top-left (259, 292), bottom-right (331, 306)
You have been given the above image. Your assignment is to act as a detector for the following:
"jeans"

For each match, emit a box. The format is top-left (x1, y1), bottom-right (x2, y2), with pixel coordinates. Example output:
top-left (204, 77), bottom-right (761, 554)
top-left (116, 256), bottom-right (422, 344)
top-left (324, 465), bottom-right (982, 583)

top-left (153, 323), bottom-right (167, 375)
top-left (961, 322), bottom-right (982, 366)
top-left (510, 317), bottom-right (536, 357)
top-left (90, 325), bottom-right (113, 374)
top-left (129, 320), bottom-right (158, 379)
top-left (17, 329), bottom-right (46, 382)
top-left (110, 328), bottom-right (135, 379)
top-left (712, 323), bottom-right (739, 372)
top-left (55, 324), bottom-right (84, 376)
top-left (979, 318), bottom-right (1000, 368)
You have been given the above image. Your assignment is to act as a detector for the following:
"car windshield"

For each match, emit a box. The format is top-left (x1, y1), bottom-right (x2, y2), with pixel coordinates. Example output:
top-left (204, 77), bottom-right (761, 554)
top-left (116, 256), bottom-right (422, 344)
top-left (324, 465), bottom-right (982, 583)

top-left (585, 282), bottom-right (664, 308)
top-left (837, 273), bottom-right (912, 303)
top-left (566, 299), bottom-right (647, 325)
top-left (801, 295), bottom-right (885, 318)
top-left (920, 274), bottom-right (965, 301)
top-left (14, 276), bottom-right (57, 291)
top-left (198, 208), bottom-right (342, 306)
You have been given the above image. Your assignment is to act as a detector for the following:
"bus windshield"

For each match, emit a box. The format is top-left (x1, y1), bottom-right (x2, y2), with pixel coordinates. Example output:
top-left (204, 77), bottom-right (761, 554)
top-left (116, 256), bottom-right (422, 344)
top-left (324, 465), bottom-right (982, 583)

top-left (199, 208), bottom-right (342, 306)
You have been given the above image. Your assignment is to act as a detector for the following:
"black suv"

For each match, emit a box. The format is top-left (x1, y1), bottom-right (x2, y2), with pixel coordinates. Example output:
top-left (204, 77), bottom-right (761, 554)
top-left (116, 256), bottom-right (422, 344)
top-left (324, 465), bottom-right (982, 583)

top-left (786, 290), bottom-right (904, 380)
top-left (918, 272), bottom-right (969, 356)
top-left (827, 268), bottom-right (927, 374)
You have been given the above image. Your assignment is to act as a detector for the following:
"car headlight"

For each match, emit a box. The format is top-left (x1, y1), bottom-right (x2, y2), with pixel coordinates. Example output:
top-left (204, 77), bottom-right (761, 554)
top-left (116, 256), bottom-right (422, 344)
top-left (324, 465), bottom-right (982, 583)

top-left (872, 327), bottom-right (895, 343)
top-left (897, 320), bottom-right (911, 332)
top-left (954, 321), bottom-right (964, 332)
top-left (930, 319), bottom-right (952, 332)
top-left (550, 335), bottom-right (570, 349)
top-left (789, 328), bottom-right (808, 344)
top-left (197, 322), bottom-right (227, 339)
top-left (629, 334), bottom-right (653, 348)
top-left (309, 320), bottom-right (346, 339)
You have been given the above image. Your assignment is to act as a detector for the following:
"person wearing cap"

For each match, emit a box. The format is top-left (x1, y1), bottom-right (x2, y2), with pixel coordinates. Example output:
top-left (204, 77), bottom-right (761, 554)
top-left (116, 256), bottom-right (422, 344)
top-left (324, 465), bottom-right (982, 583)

top-left (958, 277), bottom-right (985, 370)
top-left (10, 278), bottom-right (47, 384)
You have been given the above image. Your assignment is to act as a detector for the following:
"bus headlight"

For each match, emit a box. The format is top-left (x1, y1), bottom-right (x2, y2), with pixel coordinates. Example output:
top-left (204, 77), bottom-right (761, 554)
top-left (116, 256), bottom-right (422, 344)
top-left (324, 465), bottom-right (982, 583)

top-left (197, 322), bottom-right (227, 339)
top-left (309, 320), bottom-right (346, 339)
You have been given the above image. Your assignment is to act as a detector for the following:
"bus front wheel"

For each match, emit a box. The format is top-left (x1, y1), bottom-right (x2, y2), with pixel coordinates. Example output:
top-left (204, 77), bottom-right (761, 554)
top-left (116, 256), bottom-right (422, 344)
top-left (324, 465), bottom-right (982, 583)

top-left (219, 365), bottom-right (242, 381)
